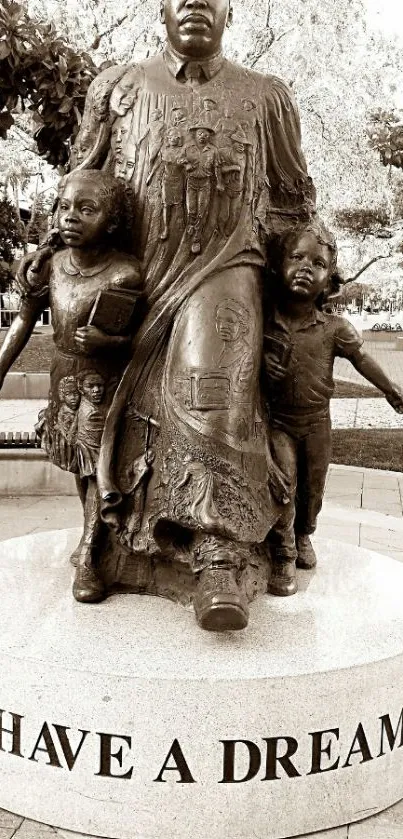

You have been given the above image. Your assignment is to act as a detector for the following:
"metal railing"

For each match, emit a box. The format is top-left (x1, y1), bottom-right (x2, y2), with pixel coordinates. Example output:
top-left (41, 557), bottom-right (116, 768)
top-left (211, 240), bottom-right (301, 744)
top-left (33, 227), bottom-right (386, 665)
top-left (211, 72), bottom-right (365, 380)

top-left (0, 305), bottom-right (51, 328)
top-left (0, 431), bottom-right (42, 448)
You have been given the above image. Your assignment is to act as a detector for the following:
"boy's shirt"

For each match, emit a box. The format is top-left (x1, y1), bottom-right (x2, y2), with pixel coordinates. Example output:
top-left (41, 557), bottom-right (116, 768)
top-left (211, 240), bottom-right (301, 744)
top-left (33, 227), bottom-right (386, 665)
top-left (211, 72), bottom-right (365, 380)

top-left (263, 307), bottom-right (363, 426)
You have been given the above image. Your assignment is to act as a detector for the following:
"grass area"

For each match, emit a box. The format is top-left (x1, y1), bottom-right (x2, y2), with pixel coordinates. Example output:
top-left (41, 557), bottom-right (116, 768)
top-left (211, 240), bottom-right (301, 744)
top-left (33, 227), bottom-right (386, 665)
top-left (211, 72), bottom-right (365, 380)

top-left (333, 379), bottom-right (380, 398)
top-left (0, 329), bottom-right (54, 372)
top-left (331, 429), bottom-right (403, 472)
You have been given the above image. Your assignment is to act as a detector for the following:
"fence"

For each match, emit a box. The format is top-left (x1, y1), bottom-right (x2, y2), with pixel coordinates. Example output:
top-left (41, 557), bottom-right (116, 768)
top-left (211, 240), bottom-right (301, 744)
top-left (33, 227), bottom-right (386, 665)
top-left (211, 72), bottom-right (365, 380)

top-left (0, 296), bottom-right (51, 328)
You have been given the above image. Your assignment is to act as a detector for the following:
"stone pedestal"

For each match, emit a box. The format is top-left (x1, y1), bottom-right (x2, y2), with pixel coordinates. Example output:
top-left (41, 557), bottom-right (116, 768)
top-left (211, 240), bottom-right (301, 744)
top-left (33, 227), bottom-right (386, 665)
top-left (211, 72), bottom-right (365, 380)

top-left (0, 530), bottom-right (402, 839)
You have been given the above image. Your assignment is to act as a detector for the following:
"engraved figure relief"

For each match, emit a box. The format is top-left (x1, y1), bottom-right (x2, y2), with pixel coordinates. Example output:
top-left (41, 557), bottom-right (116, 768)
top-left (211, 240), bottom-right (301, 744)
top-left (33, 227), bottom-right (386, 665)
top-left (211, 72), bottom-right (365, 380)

top-left (159, 129), bottom-right (186, 241)
top-left (183, 121), bottom-right (224, 254)
top-left (70, 65), bottom-right (128, 171)
top-left (56, 376), bottom-right (80, 438)
top-left (176, 457), bottom-right (221, 529)
top-left (138, 94), bottom-right (260, 260)
top-left (240, 98), bottom-right (257, 138)
top-left (141, 108), bottom-right (166, 168)
top-left (54, 375), bottom-right (81, 471)
top-left (110, 75), bottom-right (139, 118)
top-left (218, 129), bottom-right (251, 237)
top-left (201, 97), bottom-right (218, 116)
top-left (215, 298), bottom-right (254, 396)
top-left (76, 370), bottom-right (107, 478)
top-left (37, 376), bottom-right (81, 472)
top-left (215, 105), bottom-right (239, 145)
top-left (112, 123), bottom-right (129, 179)
top-left (108, 72), bottom-right (141, 181)
top-left (71, 124), bottom-right (96, 169)
top-left (170, 105), bottom-right (188, 130)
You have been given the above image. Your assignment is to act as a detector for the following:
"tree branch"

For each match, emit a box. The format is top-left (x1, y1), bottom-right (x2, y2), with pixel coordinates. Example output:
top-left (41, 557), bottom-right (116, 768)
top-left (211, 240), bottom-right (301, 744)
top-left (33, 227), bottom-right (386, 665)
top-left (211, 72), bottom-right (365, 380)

top-left (90, 15), bottom-right (128, 50)
top-left (266, 0), bottom-right (272, 28)
top-left (344, 254), bottom-right (392, 284)
top-left (306, 103), bottom-right (330, 141)
top-left (274, 26), bottom-right (296, 44)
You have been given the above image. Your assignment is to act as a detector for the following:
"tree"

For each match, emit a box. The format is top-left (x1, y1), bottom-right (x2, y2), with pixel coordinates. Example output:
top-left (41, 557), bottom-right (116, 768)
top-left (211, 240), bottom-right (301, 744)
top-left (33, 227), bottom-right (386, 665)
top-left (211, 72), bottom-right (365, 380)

top-left (0, 0), bottom-right (97, 166)
top-left (338, 281), bottom-right (367, 307)
top-left (0, 198), bottom-right (25, 290)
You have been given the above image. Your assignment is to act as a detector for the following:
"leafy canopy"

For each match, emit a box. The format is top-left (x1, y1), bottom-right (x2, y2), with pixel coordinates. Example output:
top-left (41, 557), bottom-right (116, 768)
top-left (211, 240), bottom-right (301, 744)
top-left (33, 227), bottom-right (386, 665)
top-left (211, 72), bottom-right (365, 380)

top-left (0, 0), bottom-right (97, 166)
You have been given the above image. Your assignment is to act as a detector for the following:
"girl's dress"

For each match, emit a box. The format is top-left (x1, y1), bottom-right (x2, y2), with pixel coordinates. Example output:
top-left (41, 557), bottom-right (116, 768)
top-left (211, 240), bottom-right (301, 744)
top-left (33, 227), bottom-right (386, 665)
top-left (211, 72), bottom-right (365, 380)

top-left (29, 247), bottom-right (141, 476)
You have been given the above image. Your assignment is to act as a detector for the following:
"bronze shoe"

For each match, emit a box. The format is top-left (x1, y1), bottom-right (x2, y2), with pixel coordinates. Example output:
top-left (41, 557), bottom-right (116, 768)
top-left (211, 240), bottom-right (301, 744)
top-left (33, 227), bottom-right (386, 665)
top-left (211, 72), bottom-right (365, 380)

top-left (296, 534), bottom-right (317, 569)
top-left (73, 564), bottom-right (105, 603)
top-left (268, 556), bottom-right (297, 597)
top-left (193, 567), bottom-right (249, 632)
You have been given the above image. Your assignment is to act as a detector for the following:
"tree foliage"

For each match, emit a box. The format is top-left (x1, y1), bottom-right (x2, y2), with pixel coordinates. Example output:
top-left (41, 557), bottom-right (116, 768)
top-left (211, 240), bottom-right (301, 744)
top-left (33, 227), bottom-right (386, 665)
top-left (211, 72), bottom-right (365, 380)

top-left (335, 207), bottom-right (391, 235)
top-left (0, 0), bottom-right (97, 167)
top-left (338, 281), bottom-right (369, 305)
top-left (0, 198), bottom-right (25, 290)
top-left (367, 108), bottom-right (403, 170)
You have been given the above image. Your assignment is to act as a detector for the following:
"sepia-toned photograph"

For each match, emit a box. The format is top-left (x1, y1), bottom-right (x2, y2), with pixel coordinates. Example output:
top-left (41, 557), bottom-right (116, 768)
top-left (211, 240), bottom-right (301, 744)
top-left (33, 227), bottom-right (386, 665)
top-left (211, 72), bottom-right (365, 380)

top-left (0, 0), bottom-right (402, 837)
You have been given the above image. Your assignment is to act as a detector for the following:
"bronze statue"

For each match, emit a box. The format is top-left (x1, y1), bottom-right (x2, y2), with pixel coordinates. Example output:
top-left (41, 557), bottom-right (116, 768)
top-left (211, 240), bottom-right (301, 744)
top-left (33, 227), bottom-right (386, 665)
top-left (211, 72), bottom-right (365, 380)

top-left (0, 170), bottom-right (142, 602)
top-left (14, 0), bottom-right (319, 631)
top-left (263, 219), bottom-right (403, 596)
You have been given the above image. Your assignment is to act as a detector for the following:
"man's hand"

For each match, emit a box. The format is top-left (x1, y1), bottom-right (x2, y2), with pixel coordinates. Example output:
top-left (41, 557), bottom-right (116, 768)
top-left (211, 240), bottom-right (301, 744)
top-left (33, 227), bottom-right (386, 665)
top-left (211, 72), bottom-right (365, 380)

top-left (386, 386), bottom-right (403, 414)
top-left (14, 247), bottom-right (53, 297)
top-left (264, 356), bottom-right (287, 383)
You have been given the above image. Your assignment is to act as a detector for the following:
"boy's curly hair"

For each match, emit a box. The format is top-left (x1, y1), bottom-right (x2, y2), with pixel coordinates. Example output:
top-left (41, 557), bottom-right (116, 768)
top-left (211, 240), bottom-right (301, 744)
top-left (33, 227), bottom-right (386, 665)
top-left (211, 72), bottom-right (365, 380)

top-left (76, 369), bottom-right (105, 393)
top-left (58, 375), bottom-right (79, 401)
top-left (267, 219), bottom-right (343, 310)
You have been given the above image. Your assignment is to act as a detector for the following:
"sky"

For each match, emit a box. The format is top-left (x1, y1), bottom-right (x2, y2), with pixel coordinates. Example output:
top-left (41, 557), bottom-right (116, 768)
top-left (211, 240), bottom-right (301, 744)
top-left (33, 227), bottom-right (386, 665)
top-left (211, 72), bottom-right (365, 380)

top-left (365, 0), bottom-right (403, 41)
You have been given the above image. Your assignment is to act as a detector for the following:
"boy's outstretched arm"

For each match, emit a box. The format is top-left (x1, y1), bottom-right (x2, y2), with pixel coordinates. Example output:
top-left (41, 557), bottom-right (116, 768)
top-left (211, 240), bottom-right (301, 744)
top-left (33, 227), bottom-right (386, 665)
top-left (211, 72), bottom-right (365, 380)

top-left (0, 298), bottom-right (45, 389)
top-left (349, 347), bottom-right (403, 413)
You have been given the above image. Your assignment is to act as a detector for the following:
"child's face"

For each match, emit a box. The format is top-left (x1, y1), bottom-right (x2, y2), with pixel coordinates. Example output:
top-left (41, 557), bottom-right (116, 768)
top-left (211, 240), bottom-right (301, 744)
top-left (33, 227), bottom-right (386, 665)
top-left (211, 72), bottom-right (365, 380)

top-left (282, 232), bottom-right (332, 301)
top-left (81, 374), bottom-right (105, 404)
top-left (58, 179), bottom-right (111, 249)
top-left (63, 384), bottom-right (80, 410)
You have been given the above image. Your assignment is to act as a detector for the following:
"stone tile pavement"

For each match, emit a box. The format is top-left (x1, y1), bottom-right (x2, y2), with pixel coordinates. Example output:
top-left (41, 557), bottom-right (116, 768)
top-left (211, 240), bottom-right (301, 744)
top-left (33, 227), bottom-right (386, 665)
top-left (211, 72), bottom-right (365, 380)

top-left (0, 400), bottom-right (45, 432)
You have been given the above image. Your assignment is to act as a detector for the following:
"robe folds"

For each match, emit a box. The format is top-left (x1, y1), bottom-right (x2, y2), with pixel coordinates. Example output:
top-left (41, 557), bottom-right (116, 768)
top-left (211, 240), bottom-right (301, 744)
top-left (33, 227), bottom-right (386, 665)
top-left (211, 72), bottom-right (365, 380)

top-left (71, 51), bottom-right (316, 562)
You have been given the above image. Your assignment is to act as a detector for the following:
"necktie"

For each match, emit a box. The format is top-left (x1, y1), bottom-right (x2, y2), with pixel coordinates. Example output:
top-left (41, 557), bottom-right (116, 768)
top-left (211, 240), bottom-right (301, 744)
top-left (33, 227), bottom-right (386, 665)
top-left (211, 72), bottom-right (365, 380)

top-left (183, 62), bottom-right (203, 85)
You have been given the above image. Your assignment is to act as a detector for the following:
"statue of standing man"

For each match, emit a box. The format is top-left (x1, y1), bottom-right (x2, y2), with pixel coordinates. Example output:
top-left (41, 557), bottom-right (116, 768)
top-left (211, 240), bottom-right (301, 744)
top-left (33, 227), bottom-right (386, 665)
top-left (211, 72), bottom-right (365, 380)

top-left (25, 0), bottom-right (316, 631)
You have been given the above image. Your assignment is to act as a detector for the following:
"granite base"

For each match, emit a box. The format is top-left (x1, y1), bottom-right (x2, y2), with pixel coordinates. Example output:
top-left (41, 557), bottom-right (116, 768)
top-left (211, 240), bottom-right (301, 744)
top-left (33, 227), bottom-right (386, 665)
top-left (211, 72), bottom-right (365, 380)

top-left (0, 530), bottom-right (402, 839)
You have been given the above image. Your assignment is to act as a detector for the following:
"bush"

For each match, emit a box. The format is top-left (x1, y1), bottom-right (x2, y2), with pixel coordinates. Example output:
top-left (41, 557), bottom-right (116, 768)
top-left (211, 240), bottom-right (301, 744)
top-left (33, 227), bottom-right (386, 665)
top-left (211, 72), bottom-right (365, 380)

top-left (335, 207), bottom-right (390, 233)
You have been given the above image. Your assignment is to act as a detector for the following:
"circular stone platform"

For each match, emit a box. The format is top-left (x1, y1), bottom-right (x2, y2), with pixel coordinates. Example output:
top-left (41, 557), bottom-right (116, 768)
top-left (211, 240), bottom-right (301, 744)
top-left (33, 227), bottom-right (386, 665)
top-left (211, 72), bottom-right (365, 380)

top-left (0, 530), bottom-right (402, 839)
